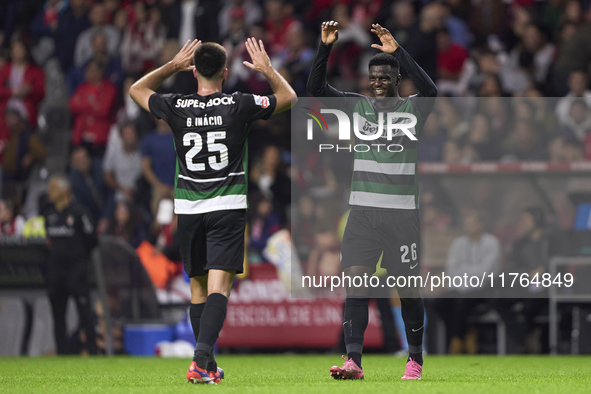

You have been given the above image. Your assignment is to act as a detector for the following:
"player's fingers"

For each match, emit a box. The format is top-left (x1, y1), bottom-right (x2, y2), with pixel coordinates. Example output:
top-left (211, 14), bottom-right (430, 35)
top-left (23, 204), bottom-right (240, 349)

top-left (243, 61), bottom-right (255, 70)
top-left (250, 37), bottom-right (260, 52)
top-left (253, 38), bottom-right (263, 53)
top-left (189, 39), bottom-right (201, 53)
top-left (181, 39), bottom-right (190, 51)
top-left (371, 44), bottom-right (382, 49)
top-left (244, 38), bottom-right (254, 55)
top-left (258, 39), bottom-right (266, 54)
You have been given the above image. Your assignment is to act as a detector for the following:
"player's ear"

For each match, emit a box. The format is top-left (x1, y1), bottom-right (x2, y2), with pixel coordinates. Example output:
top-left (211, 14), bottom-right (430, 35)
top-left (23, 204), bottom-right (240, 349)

top-left (396, 73), bottom-right (401, 86)
top-left (222, 68), bottom-right (228, 80)
top-left (193, 68), bottom-right (198, 79)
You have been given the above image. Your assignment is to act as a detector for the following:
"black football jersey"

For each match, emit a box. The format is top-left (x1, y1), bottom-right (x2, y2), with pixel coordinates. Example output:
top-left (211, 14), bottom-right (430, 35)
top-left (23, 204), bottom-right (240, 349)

top-left (148, 91), bottom-right (277, 214)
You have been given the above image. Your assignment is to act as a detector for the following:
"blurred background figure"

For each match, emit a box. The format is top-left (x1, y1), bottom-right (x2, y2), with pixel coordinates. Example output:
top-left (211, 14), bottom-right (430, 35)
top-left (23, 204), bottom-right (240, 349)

top-left (432, 212), bottom-right (500, 354)
top-left (0, 40), bottom-right (45, 139)
top-left (43, 174), bottom-right (98, 355)
top-left (494, 207), bottom-right (559, 354)
top-left (0, 197), bottom-right (25, 236)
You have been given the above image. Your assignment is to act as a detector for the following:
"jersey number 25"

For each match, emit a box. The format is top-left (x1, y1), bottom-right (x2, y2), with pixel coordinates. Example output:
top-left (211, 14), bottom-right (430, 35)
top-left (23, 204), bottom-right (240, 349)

top-left (183, 132), bottom-right (229, 171)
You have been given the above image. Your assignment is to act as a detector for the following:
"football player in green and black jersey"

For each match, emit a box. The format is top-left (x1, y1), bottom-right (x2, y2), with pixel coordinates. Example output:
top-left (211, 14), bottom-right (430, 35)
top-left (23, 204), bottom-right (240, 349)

top-left (307, 21), bottom-right (437, 380)
top-left (130, 38), bottom-right (296, 384)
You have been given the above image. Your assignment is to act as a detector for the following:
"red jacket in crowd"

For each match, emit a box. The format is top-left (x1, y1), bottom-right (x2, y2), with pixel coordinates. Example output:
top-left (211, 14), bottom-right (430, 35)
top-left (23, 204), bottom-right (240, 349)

top-left (69, 78), bottom-right (117, 147)
top-left (0, 62), bottom-right (45, 132)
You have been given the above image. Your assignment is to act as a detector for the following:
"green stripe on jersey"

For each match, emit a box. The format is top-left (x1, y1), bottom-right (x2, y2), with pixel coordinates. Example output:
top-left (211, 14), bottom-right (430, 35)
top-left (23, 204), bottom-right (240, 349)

top-left (175, 184), bottom-right (247, 201)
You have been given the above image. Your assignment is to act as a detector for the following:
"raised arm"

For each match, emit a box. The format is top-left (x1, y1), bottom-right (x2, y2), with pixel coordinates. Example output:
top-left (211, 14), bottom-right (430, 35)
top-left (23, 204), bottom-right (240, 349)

top-left (243, 37), bottom-right (297, 114)
top-left (129, 39), bottom-right (201, 112)
top-left (307, 21), bottom-right (353, 98)
top-left (371, 24), bottom-right (437, 116)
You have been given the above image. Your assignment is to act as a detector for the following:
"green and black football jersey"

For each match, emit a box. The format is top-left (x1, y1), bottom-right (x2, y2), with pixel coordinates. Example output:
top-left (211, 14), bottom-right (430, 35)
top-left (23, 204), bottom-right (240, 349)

top-left (307, 43), bottom-right (437, 210)
top-left (345, 96), bottom-right (423, 210)
top-left (149, 92), bottom-right (277, 214)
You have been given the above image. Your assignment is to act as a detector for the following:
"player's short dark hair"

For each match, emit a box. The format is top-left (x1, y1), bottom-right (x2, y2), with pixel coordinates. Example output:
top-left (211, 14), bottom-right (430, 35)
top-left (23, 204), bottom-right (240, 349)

top-left (193, 42), bottom-right (227, 79)
top-left (368, 53), bottom-right (399, 74)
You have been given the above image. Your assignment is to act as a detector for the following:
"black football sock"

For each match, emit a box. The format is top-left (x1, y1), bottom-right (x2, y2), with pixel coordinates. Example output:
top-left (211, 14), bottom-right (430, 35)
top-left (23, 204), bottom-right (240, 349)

top-left (190, 303), bottom-right (205, 363)
top-left (207, 356), bottom-right (218, 373)
top-left (190, 303), bottom-right (219, 371)
top-left (401, 297), bottom-right (424, 366)
top-left (343, 297), bottom-right (369, 369)
top-left (195, 293), bottom-right (228, 369)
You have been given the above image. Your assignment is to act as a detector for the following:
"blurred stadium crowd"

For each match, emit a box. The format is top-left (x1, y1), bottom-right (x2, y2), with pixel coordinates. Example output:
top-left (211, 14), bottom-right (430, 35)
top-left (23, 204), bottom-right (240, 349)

top-left (1, 0), bottom-right (591, 354)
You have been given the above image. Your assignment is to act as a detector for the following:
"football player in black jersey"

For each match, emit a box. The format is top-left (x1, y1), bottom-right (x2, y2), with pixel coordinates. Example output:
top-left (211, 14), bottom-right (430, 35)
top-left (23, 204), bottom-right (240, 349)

top-left (44, 174), bottom-right (98, 355)
top-left (129, 39), bottom-right (296, 384)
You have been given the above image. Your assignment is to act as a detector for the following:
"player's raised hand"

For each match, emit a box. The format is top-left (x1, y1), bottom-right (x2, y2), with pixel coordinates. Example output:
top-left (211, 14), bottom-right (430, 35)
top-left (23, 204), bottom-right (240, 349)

top-left (370, 24), bottom-right (399, 54)
top-left (243, 37), bottom-right (272, 74)
top-left (321, 21), bottom-right (339, 45)
top-left (171, 39), bottom-right (201, 71)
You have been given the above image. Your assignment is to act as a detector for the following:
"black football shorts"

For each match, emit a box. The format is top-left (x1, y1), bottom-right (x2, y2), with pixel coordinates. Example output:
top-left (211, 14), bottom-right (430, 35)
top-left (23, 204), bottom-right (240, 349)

top-left (178, 209), bottom-right (246, 277)
top-left (340, 208), bottom-right (421, 276)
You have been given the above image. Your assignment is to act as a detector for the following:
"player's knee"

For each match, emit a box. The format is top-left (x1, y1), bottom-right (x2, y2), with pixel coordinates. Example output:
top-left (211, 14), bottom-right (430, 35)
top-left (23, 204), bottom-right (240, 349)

top-left (398, 286), bottom-right (421, 301)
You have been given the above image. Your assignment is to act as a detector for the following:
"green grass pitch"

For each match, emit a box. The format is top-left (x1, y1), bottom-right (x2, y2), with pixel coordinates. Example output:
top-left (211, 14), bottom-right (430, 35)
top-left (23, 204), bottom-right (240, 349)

top-left (1, 355), bottom-right (590, 393)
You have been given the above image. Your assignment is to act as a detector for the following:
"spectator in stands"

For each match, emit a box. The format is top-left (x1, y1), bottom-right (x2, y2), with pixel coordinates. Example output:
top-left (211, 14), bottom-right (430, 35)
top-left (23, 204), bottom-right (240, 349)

top-left (264, 0), bottom-right (298, 55)
top-left (273, 23), bottom-right (314, 96)
top-left (104, 199), bottom-right (146, 249)
top-left (0, 47), bottom-right (9, 70)
top-left (418, 111), bottom-right (446, 162)
top-left (561, 98), bottom-right (591, 142)
top-left (53, 0), bottom-right (91, 72)
top-left (74, 3), bottom-right (120, 68)
top-left (222, 6), bottom-right (248, 54)
top-left (160, 0), bottom-right (221, 44)
top-left (30, 0), bottom-right (68, 38)
top-left (247, 192), bottom-right (281, 257)
top-left (464, 114), bottom-right (500, 161)
top-left (440, 1), bottom-right (470, 49)
top-left (555, 71), bottom-right (591, 126)
top-left (494, 207), bottom-right (556, 353)
top-left (433, 212), bottom-right (500, 354)
top-left (141, 118), bottom-right (175, 214)
top-left (0, 40), bottom-right (45, 135)
top-left (477, 73), bottom-right (504, 97)
top-left (69, 146), bottom-right (106, 224)
top-left (103, 122), bottom-right (142, 203)
top-left (0, 197), bottom-right (25, 236)
top-left (306, 219), bottom-right (342, 279)
top-left (501, 120), bottom-right (548, 162)
top-left (512, 24), bottom-right (555, 87)
top-left (219, 0), bottom-right (262, 41)
top-left (563, 137), bottom-right (585, 162)
top-left (1, 103), bottom-right (46, 184)
top-left (68, 32), bottom-right (124, 94)
top-left (436, 27), bottom-right (468, 94)
top-left (112, 7), bottom-right (128, 38)
top-left (249, 145), bottom-right (291, 225)
top-left (547, 135), bottom-right (568, 162)
top-left (442, 139), bottom-right (463, 164)
top-left (385, 0), bottom-right (438, 81)
top-left (69, 60), bottom-right (117, 157)
top-left (119, 2), bottom-right (165, 74)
